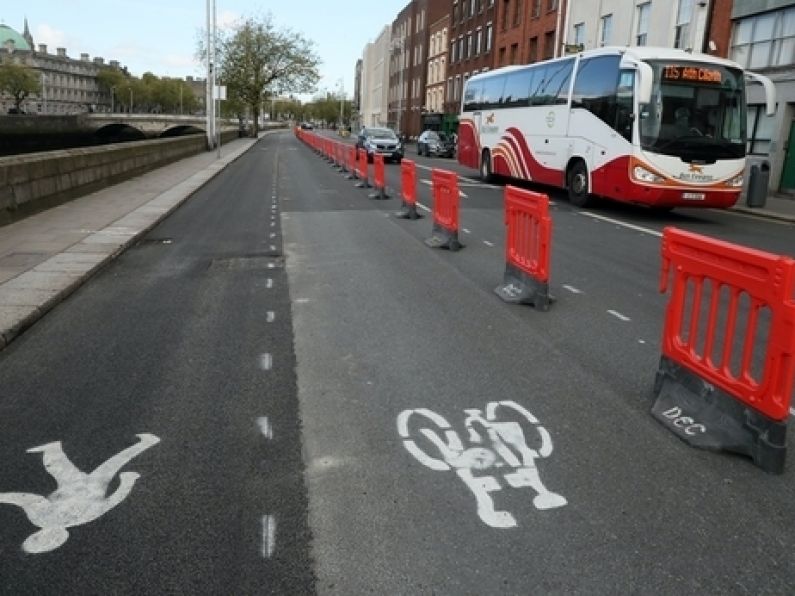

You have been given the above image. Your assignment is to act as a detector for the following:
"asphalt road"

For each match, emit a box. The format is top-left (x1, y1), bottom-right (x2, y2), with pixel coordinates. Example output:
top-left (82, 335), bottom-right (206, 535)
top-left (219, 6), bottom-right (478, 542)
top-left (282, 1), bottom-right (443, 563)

top-left (1, 130), bottom-right (794, 594)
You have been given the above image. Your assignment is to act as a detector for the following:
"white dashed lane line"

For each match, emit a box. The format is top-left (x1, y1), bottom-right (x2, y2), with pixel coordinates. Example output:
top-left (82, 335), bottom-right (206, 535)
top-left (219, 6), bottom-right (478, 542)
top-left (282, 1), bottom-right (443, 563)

top-left (562, 284), bottom-right (583, 294)
top-left (607, 310), bottom-right (632, 322)
top-left (261, 514), bottom-right (276, 559)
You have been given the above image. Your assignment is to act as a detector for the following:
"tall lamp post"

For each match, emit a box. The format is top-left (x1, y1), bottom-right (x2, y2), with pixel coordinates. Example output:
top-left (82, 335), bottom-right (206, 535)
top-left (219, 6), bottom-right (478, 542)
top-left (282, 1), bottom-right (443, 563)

top-left (337, 78), bottom-right (344, 130)
top-left (110, 85), bottom-right (115, 113)
top-left (129, 88), bottom-right (133, 114)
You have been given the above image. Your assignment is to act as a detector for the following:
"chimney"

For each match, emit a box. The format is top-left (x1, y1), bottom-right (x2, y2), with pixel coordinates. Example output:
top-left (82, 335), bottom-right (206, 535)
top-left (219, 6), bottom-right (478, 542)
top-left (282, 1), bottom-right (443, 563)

top-left (38, 44), bottom-right (47, 54)
top-left (57, 47), bottom-right (67, 58)
top-left (81, 53), bottom-right (89, 61)
top-left (93, 57), bottom-right (105, 65)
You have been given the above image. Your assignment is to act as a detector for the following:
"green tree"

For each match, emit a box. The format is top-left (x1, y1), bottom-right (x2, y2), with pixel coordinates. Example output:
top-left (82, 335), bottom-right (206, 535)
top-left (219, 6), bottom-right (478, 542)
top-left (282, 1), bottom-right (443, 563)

top-left (0, 60), bottom-right (41, 113)
top-left (212, 15), bottom-right (320, 136)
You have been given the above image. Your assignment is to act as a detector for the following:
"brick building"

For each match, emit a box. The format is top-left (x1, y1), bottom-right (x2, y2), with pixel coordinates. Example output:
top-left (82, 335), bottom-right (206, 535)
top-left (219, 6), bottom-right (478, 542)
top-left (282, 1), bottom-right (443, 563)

top-left (443, 0), bottom-right (499, 120)
top-left (493, 0), bottom-right (567, 68)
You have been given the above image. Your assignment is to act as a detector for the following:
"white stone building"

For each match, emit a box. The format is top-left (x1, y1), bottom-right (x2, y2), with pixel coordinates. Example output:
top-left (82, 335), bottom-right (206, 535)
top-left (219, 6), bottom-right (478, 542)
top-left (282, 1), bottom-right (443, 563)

top-left (359, 26), bottom-right (392, 128)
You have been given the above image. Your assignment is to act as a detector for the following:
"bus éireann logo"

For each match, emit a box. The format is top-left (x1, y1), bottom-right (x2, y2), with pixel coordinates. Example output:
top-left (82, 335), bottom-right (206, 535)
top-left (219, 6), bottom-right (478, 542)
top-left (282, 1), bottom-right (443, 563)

top-left (546, 111), bottom-right (555, 128)
top-left (688, 163), bottom-right (704, 174)
top-left (486, 113), bottom-right (495, 124)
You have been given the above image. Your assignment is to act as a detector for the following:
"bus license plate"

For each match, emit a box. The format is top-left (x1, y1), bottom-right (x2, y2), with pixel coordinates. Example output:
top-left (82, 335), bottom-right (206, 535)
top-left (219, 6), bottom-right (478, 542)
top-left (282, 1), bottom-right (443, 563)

top-left (682, 192), bottom-right (705, 200)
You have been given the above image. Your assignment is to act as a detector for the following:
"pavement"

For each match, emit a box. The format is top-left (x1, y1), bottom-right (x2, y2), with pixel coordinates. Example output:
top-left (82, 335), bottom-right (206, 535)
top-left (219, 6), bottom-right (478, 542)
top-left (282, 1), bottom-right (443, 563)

top-left (0, 133), bottom-right (271, 351)
top-left (0, 134), bottom-right (793, 352)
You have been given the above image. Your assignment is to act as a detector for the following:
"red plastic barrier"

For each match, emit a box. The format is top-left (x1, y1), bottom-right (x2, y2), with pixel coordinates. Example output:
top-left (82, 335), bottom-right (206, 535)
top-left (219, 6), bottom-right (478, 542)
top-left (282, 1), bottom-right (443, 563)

top-left (660, 227), bottom-right (795, 421)
top-left (504, 185), bottom-right (551, 284)
top-left (357, 148), bottom-right (369, 181)
top-left (373, 153), bottom-right (385, 190)
top-left (401, 159), bottom-right (416, 206)
top-left (424, 168), bottom-right (461, 250)
top-left (431, 168), bottom-right (459, 234)
top-left (347, 145), bottom-right (357, 177)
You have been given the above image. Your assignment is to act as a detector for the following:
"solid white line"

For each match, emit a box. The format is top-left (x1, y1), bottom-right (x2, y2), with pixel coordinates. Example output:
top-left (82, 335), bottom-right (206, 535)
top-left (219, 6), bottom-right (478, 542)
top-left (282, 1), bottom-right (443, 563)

top-left (483, 240), bottom-right (495, 247)
top-left (579, 212), bottom-right (662, 238)
top-left (270, 232), bottom-right (277, 239)
top-left (257, 416), bottom-right (273, 440)
top-left (607, 310), bottom-right (631, 322)
top-left (259, 353), bottom-right (273, 371)
top-left (462, 228), bottom-right (471, 234)
top-left (416, 202), bottom-right (431, 213)
top-left (266, 311), bottom-right (275, 323)
top-left (261, 515), bottom-right (276, 558)
top-left (562, 285), bottom-right (583, 294)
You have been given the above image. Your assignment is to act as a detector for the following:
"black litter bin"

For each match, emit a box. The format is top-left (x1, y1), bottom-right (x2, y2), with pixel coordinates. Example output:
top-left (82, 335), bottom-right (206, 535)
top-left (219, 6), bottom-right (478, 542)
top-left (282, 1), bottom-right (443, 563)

top-left (746, 161), bottom-right (770, 208)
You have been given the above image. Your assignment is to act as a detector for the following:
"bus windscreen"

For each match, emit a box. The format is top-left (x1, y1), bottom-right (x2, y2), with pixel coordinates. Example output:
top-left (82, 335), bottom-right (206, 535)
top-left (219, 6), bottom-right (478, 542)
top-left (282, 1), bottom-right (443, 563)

top-left (639, 61), bottom-right (746, 161)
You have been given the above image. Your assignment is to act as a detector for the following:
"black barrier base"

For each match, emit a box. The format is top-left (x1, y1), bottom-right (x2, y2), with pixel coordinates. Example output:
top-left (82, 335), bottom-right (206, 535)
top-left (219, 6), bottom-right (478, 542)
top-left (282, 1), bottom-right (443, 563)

top-left (396, 202), bottom-right (422, 219)
top-left (651, 356), bottom-right (787, 474)
top-left (355, 180), bottom-right (371, 188)
top-left (494, 264), bottom-right (552, 311)
top-left (368, 187), bottom-right (389, 200)
top-left (425, 224), bottom-right (462, 251)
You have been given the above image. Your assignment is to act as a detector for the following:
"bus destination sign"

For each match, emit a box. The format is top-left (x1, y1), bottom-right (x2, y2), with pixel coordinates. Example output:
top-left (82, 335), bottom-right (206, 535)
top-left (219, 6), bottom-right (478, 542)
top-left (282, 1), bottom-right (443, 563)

top-left (663, 65), bottom-right (722, 84)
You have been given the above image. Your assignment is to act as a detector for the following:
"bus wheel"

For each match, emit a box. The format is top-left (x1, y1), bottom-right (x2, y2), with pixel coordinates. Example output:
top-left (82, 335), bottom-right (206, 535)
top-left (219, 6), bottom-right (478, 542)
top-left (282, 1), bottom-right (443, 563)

top-left (567, 161), bottom-right (592, 207)
top-left (480, 150), bottom-right (494, 183)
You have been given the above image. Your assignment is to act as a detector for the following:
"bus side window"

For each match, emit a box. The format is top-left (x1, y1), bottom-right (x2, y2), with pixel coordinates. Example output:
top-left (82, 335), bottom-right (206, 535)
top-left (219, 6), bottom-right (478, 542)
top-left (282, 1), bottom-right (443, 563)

top-left (464, 81), bottom-right (484, 112)
top-left (482, 75), bottom-right (507, 110)
top-left (529, 65), bottom-right (550, 106)
top-left (571, 55), bottom-right (623, 135)
top-left (616, 70), bottom-right (635, 142)
top-left (503, 69), bottom-right (533, 108)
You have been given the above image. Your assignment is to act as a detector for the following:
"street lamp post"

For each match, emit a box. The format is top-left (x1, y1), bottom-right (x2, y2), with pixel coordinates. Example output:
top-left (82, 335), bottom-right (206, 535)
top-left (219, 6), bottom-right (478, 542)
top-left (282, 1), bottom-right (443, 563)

top-left (129, 88), bottom-right (133, 114)
top-left (110, 85), bottom-right (115, 113)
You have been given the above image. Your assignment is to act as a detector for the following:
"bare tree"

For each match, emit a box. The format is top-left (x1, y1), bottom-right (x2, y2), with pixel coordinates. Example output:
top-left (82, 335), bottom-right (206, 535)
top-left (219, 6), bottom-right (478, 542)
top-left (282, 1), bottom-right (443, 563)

top-left (214, 16), bottom-right (320, 136)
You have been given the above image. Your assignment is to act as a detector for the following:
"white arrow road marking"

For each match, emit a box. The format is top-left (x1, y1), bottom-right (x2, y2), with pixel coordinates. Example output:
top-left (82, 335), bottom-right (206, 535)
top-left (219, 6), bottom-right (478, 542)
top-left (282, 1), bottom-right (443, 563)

top-left (0, 434), bottom-right (160, 554)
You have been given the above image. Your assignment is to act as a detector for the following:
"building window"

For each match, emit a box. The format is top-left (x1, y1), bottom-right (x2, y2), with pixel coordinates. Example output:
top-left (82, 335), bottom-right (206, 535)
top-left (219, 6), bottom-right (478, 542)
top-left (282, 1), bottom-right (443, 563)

top-left (600, 14), bottom-right (613, 46)
top-left (636, 3), bottom-right (650, 46)
top-left (476, 27), bottom-right (483, 54)
top-left (451, 41), bottom-right (457, 63)
top-left (528, 36), bottom-right (538, 62)
top-left (510, 42), bottom-right (519, 64)
top-left (533, 0), bottom-right (541, 18)
top-left (574, 22), bottom-right (585, 46)
top-left (543, 30), bottom-right (555, 59)
top-left (746, 105), bottom-right (775, 154)
top-left (459, 35), bottom-right (464, 60)
top-left (731, 6), bottom-right (795, 69)
top-left (674, 0), bottom-right (693, 49)
top-left (513, 0), bottom-right (522, 26)
top-left (470, 0), bottom-right (476, 16)
top-left (468, 32), bottom-right (474, 57)
top-left (502, 0), bottom-right (510, 31)
top-left (548, 0), bottom-right (558, 10)
top-left (486, 22), bottom-right (493, 52)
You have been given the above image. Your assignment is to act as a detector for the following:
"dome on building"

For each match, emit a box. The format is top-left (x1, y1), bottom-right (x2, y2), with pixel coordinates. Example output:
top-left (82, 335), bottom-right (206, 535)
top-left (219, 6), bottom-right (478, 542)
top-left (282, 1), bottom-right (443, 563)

top-left (0, 24), bottom-right (32, 51)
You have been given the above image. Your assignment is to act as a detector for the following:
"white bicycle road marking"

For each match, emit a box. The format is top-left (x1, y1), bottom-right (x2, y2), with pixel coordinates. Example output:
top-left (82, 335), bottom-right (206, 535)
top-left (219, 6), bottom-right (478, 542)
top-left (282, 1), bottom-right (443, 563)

top-left (397, 401), bottom-right (566, 529)
top-left (0, 433), bottom-right (160, 554)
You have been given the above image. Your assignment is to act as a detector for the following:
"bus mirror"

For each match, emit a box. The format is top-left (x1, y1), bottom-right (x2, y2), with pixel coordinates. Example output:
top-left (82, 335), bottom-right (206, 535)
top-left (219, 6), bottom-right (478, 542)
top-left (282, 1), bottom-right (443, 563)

top-left (636, 62), bottom-right (653, 105)
top-left (745, 71), bottom-right (776, 116)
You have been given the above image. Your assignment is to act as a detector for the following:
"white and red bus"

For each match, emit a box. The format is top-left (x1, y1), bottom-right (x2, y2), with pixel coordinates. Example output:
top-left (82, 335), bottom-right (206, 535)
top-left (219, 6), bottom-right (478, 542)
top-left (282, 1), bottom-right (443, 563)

top-left (458, 46), bottom-right (775, 209)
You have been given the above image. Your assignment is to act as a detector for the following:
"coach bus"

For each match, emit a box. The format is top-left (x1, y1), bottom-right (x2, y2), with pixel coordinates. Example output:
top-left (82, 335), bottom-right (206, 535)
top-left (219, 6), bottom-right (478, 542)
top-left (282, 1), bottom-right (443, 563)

top-left (457, 46), bottom-right (775, 209)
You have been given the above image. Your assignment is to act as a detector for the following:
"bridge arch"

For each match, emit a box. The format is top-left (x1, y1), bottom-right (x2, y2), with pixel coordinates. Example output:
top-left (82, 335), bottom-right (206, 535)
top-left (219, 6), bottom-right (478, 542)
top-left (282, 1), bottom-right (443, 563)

top-left (93, 123), bottom-right (146, 143)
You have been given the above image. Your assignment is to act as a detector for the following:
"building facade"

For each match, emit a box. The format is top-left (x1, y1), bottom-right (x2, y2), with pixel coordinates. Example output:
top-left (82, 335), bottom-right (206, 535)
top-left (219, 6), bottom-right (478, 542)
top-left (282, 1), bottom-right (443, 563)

top-left (360, 26), bottom-right (392, 128)
top-left (1, 21), bottom-right (120, 115)
top-left (424, 14), bottom-right (450, 130)
top-left (443, 0), bottom-right (499, 121)
top-left (708, 0), bottom-right (795, 195)
top-left (494, 0), bottom-right (567, 68)
top-left (563, 0), bottom-right (711, 52)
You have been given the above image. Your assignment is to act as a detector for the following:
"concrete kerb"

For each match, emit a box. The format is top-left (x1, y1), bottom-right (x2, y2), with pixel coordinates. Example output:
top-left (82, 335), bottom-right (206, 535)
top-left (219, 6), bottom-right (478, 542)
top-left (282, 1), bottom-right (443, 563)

top-left (0, 132), bottom-right (273, 351)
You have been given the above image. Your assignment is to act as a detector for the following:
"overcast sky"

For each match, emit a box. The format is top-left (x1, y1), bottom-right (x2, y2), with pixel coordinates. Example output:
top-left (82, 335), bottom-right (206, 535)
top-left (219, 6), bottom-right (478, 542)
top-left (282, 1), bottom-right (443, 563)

top-left (1, 0), bottom-right (407, 99)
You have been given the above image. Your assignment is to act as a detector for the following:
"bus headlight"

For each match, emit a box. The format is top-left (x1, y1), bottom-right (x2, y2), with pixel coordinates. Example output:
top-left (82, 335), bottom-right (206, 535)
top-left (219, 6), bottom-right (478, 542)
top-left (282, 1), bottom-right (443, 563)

top-left (725, 173), bottom-right (744, 187)
top-left (633, 166), bottom-right (665, 184)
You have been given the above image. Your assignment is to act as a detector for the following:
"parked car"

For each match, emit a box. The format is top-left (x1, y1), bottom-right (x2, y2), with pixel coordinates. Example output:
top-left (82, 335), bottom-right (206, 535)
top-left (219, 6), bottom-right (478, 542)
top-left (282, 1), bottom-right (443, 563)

top-left (417, 130), bottom-right (456, 158)
top-left (356, 126), bottom-right (403, 163)
top-left (300, 122), bottom-right (314, 130)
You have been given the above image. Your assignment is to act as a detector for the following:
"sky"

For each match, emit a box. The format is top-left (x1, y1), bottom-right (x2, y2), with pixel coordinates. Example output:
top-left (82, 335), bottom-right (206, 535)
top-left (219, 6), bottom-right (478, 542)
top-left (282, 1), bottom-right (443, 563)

top-left (1, 0), bottom-right (408, 101)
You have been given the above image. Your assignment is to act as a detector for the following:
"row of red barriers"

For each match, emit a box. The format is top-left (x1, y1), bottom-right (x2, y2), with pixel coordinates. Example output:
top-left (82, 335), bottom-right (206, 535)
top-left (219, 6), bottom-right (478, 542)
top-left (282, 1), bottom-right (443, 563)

top-left (295, 126), bottom-right (795, 472)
